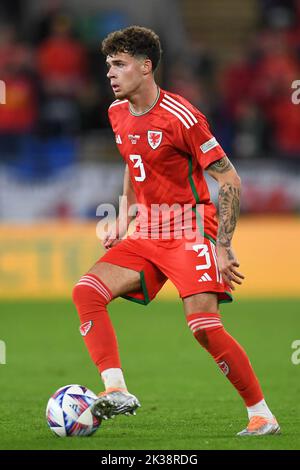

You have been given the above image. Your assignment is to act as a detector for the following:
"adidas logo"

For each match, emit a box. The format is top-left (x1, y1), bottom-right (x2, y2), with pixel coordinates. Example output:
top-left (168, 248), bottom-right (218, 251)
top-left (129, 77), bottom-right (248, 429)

top-left (115, 134), bottom-right (122, 144)
top-left (198, 272), bottom-right (212, 282)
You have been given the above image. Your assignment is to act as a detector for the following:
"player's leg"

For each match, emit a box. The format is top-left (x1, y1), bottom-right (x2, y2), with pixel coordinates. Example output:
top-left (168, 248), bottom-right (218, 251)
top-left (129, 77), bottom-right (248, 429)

top-left (73, 261), bottom-right (141, 377)
top-left (72, 261), bottom-right (142, 419)
top-left (183, 292), bottom-right (280, 435)
top-left (183, 291), bottom-right (266, 407)
top-left (72, 238), bottom-right (167, 420)
top-left (154, 236), bottom-right (279, 435)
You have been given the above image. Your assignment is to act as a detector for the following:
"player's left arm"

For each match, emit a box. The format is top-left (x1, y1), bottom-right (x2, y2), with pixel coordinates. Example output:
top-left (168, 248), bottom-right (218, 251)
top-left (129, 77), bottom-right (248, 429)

top-left (206, 156), bottom-right (245, 290)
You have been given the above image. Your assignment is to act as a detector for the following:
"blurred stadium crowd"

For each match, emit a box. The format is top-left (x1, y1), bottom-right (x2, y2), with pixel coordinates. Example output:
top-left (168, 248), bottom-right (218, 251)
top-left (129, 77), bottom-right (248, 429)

top-left (0, 0), bottom-right (300, 218)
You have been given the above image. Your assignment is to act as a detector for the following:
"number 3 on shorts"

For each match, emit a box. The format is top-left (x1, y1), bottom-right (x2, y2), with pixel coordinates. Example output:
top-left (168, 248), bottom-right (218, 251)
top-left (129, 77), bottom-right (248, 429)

top-left (130, 154), bottom-right (146, 182)
top-left (193, 244), bottom-right (211, 270)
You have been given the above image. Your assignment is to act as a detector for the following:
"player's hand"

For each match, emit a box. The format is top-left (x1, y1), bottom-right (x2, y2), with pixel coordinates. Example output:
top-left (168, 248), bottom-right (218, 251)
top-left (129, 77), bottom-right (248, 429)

top-left (103, 231), bottom-right (120, 250)
top-left (216, 245), bottom-right (245, 290)
top-left (102, 218), bottom-right (127, 250)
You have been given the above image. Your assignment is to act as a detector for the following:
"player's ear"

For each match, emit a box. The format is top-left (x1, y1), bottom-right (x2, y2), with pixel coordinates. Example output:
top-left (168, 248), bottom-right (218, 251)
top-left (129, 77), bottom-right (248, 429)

top-left (142, 58), bottom-right (153, 75)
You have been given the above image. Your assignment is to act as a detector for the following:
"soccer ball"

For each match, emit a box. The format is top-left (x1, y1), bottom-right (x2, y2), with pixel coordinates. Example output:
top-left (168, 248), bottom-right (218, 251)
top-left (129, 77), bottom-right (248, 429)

top-left (46, 384), bottom-right (100, 437)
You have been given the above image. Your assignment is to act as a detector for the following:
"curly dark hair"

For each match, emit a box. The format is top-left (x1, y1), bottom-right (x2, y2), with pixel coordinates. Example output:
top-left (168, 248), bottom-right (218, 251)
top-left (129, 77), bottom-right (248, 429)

top-left (101, 26), bottom-right (162, 72)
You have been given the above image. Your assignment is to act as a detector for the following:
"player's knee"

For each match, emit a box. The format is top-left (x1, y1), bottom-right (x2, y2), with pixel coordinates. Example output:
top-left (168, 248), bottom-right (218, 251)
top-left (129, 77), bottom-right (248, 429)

top-left (72, 274), bottom-right (112, 307)
top-left (187, 313), bottom-right (223, 349)
top-left (72, 282), bottom-right (88, 306)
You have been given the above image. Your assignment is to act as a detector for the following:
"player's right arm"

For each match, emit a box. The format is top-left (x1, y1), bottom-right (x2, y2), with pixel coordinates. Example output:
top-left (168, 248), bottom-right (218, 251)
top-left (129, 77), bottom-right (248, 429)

top-left (103, 164), bottom-right (137, 250)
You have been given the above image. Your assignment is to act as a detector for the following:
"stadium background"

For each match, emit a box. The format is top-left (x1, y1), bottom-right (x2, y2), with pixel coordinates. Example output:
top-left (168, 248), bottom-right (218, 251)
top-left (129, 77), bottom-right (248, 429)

top-left (0, 0), bottom-right (300, 450)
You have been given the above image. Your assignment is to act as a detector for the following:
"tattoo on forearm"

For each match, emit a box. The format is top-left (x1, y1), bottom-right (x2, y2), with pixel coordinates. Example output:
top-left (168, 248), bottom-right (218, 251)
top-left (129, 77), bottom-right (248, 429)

top-left (226, 248), bottom-right (235, 260)
top-left (208, 156), bottom-right (233, 174)
top-left (217, 183), bottom-right (240, 247)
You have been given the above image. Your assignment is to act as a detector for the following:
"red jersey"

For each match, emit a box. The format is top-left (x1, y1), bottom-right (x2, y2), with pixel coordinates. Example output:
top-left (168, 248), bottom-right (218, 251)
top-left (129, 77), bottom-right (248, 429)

top-left (108, 88), bottom-right (226, 240)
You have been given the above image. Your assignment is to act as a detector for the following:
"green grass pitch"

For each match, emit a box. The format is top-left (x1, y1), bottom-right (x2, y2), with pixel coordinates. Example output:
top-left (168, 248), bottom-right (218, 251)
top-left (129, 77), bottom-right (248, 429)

top-left (0, 298), bottom-right (300, 450)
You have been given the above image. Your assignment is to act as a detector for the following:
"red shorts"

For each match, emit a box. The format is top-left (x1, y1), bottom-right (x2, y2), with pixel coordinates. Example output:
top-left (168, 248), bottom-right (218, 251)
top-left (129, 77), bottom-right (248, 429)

top-left (99, 233), bottom-right (232, 306)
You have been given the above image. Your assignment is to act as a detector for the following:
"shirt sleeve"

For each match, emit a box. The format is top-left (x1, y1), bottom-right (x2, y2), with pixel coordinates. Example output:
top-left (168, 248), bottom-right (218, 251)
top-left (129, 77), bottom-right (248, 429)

top-left (178, 112), bottom-right (226, 169)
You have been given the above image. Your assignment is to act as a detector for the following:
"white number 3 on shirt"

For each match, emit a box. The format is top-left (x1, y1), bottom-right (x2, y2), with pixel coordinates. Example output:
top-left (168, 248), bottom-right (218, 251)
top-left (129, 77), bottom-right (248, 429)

top-left (130, 154), bottom-right (146, 182)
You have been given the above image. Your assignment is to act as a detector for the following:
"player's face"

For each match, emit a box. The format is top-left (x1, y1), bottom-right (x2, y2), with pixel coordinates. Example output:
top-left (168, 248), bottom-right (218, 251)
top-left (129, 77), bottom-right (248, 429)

top-left (106, 53), bottom-right (146, 99)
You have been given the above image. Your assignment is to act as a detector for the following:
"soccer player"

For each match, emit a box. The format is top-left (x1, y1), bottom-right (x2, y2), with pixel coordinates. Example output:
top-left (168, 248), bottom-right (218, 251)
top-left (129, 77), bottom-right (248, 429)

top-left (72, 26), bottom-right (280, 436)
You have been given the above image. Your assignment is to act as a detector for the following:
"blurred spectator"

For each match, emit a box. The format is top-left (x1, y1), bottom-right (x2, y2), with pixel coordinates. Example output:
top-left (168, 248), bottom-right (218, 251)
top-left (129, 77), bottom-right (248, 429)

top-left (251, 31), bottom-right (298, 106)
top-left (269, 92), bottom-right (300, 157)
top-left (221, 50), bottom-right (255, 119)
top-left (0, 24), bottom-right (33, 77)
top-left (221, 25), bottom-right (300, 158)
top-left (37, 14), bottom-right (89, 136)
top-left (37, 14), bottom-right (88, 96)
top-left (0, 25), bottom-right (37, 163)
top-left (187, 37), bottom-right (215, 83)
top-left (232, 101), bottom-right (269, 159)
top-left (251, 30), bottom-right (300, 157)
top-left (168, 60), bottom-right (206, 110)
top-left (30, 0), bottom-right (64, 45)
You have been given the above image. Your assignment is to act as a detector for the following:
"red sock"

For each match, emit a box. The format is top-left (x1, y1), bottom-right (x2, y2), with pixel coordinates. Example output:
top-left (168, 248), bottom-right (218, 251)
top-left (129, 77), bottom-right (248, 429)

top-left (72, 274), bottom-right (121, 373)
top-left (187, 312), bottom-right (264, 406)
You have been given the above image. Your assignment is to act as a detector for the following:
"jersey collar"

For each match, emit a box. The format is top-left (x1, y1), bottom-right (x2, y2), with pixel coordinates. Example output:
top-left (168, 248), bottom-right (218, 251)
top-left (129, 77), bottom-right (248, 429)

top-left (129, 86), bottom-right (161, 117)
